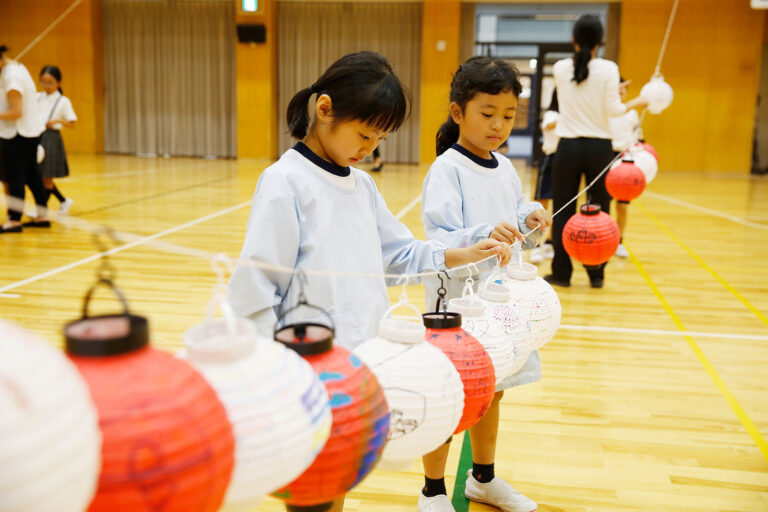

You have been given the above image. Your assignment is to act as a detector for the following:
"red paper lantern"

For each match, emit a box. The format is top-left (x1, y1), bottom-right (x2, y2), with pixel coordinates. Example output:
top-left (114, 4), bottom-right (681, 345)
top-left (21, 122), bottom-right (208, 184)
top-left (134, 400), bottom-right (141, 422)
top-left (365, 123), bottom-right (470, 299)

top-left (274, 323), bottom-right (389, 510)
top-left (562, 204), bottom-right (621, 266)
top-left (606, 160), bottom-right (646, 201)
top-left (65, 310), bottom-right (235, 512)
top-left (423, 311), bottom-right (495, 434)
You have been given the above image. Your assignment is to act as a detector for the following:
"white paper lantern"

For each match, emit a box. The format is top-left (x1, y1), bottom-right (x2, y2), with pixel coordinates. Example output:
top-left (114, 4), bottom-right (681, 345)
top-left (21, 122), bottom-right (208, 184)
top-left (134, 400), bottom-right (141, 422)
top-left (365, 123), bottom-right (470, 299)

top-left (503, 263), bottom-right (562, 351)
top-left (621, 146), bottom-right (659, 184)
top-left (0, 319), bottom-right (101, 512)
top-left (178, 313), bottom-right (332, 510)
top-left (641, 76), bottom-right (674, 114)
top-left (353, 303), bottom-right (464, 466)
top-left (448, 280), bottom-right (519, 388)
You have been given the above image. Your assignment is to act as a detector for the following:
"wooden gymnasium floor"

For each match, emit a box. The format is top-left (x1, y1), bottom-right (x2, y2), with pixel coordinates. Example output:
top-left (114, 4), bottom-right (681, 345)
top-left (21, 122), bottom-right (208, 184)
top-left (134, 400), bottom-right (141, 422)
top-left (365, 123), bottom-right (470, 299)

top-left (1, 153), bottom-right (767, 512)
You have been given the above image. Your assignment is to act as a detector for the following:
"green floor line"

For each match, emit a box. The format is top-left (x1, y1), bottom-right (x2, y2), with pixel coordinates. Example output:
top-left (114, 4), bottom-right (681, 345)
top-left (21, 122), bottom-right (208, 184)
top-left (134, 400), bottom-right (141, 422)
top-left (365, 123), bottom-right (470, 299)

top-left (451, 431), bottom-right (473, 512)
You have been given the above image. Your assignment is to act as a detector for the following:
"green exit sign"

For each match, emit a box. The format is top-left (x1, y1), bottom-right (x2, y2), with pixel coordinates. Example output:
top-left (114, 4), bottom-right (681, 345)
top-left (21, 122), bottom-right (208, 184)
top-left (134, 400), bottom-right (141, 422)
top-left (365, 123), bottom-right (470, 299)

top-left (242, 0), bottom-right (258, 12)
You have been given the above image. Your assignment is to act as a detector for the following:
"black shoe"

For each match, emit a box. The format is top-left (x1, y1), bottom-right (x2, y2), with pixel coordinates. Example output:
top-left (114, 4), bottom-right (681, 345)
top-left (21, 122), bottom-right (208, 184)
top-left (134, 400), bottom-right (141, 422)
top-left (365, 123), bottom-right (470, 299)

top-left (590, 278), bottom-right (604, 289)
top-left (22, 220), bottom-right (51, 228)
top-left (0, 225), bottom-right (23, 233)
top-left (371, 164), bottom-right (383, 172)
top-left (543, 274), bottom-right (570, 287)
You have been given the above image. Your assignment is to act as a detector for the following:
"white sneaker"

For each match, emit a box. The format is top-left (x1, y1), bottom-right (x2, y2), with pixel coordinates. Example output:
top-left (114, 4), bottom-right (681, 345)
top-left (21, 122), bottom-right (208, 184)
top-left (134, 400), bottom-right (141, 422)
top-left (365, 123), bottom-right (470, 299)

top-left (541, 243), bottom-right (554, 259)
top-left (464, 470), bottom-right (537, 512)
top-left (529, 247), bottom-right (543, 264)
top-left (614, 243), bottom-right (629, 258)
top-left (417, 493), bottom-right (455, 512)
top-left (59, 198), bottom-right (74, 214)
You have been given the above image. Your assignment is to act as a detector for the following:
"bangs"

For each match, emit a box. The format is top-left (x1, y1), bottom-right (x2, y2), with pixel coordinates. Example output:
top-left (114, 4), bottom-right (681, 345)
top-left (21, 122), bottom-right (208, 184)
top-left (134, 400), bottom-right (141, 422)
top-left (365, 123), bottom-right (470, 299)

top-left (353, 75), bottom-right (409, 134)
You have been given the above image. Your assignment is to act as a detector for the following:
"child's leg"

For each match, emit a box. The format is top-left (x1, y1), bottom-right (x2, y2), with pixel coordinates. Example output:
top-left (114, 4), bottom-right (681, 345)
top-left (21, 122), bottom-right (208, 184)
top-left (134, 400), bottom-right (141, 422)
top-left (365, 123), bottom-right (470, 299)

top-left (468, 391), bottom-right (503, 472)
top-left (616, 201), bottom-right (628, 237)
top-left (421, 440), bottom-right (452, 495)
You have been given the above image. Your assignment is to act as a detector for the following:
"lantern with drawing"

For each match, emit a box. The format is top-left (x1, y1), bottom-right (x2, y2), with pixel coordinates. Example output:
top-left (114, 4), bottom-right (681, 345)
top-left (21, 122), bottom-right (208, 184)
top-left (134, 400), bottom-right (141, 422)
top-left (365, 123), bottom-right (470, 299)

top-left (607, 158), bottom-right (646, 202)
top-left (354, 287), bottom-right (464, 467)
top-left (562, 204), bottom-right (621, 266)
top-left (273, 288), bottom-right (389, 511)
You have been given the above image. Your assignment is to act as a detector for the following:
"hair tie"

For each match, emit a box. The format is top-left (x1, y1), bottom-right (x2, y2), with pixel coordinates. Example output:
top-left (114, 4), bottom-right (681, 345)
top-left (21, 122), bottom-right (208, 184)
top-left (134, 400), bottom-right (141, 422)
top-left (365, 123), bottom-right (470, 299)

top-left (309, 83), bottom-right (319, 94)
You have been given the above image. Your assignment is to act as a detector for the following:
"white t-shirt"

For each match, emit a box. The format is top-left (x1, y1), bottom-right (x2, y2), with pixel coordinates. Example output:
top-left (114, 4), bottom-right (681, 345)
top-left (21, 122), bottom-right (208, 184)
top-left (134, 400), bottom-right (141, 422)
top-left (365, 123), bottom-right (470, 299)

top-left (0, 62), bottom-right (44, 139)
top-left (553, 58), bottom-right (626, 140)
top-left (37, 91), bottom-right (77, 131)
top-left (610, 109), bottom-right (640, 152)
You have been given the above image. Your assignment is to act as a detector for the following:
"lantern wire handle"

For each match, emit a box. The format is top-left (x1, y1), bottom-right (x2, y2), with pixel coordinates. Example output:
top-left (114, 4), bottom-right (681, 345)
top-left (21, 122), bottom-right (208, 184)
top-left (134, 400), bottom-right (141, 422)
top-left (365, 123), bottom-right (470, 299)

top-left (92, 227), bottom-right (119, 283)
top-left (274, 270), bottom-right (336, 337)
top-left (463, 262), bottom-right (481, 306)
top-left (513, 241), bottom-right (523, 269)
top-left (435, 271), bottom-right (451, 314)
top-left (382, 274), bottom-right (422, 321)
top-left (207, 253), bottom-right (238, 340)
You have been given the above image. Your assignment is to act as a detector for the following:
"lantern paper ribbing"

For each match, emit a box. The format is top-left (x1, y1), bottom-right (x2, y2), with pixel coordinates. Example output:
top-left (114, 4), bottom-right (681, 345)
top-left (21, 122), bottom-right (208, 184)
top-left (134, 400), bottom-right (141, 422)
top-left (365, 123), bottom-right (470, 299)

top-left (65, 314), bottom-right (235, 512)
top-left (606, 160), bottom-right (646, 201)
top-left (275, 326), bottom-right (389, 508)
top-left (354, 318), bottom-right (464, 464)
top-left (0, 320), bottom-right (101, 512)
top-left (503, 263), bottom-right (562, 352)
top-left (562, 204), bottom-right (621, 266)
top-left (423, 312), bottom-right (495, 434)
top-left (623, 146), bottom-right (658, 184)
top-left (448, 284), bottom-right (518, 388)
top-left (178, 317), bottom-right (332, 510)
top-left (641, 76), bottom-right (674, 114)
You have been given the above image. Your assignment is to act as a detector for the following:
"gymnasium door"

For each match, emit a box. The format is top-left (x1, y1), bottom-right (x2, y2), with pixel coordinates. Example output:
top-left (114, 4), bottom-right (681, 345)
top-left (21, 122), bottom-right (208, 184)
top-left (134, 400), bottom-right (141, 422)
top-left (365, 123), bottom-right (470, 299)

top-left (102, 0), bottom-right (237, 158)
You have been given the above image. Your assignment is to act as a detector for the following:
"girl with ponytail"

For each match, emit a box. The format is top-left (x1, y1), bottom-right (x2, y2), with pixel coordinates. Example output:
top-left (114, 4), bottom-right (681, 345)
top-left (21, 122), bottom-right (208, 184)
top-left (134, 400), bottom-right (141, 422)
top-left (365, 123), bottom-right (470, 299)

top-left (547, 14), bottom-right (647, 288)
top-left (229, 51), bottom-right (512, 509)
top-left (418, 55), bottom-right (551, 512)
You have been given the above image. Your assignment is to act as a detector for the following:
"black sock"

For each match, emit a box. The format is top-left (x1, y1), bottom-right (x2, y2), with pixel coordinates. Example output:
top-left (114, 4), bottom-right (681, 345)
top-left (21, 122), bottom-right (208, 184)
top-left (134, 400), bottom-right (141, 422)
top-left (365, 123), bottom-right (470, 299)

top-left (51, 185), bottom-right (65, 202)
top-left (472, 462), bottom-right (495, 483)
top-left (620, 236), bottom-right (624, 243)
top-left (422, 476), bottom-right (447, 497)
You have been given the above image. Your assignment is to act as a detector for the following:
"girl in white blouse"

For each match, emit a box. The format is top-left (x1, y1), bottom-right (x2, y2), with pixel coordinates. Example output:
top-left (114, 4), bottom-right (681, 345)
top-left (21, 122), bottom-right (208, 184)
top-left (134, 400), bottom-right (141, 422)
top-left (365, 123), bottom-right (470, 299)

top-left (37, 65), bottom-right (76, 213)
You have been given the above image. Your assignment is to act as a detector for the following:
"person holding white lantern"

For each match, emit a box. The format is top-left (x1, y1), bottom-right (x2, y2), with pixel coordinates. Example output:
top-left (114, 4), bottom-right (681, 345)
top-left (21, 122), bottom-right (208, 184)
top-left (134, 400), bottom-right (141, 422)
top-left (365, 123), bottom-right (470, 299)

top-left (419, 56), bottom-right (552, 512)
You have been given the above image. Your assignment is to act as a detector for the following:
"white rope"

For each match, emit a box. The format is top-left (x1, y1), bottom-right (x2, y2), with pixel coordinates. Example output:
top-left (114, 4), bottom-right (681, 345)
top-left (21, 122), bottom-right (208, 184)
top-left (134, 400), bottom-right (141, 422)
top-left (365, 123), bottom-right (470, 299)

top-left (654, 0), bottom-right (680, 77)
top-left (14, 0), bottom-right (85, 61)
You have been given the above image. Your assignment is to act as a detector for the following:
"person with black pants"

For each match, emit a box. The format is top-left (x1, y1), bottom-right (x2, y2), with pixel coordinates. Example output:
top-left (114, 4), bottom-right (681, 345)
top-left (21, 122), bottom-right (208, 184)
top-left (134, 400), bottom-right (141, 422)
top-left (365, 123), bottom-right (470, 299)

top-left (546, 15), bottom-right (647, 288)
top-left (0, 45), bottom-right (48, 233)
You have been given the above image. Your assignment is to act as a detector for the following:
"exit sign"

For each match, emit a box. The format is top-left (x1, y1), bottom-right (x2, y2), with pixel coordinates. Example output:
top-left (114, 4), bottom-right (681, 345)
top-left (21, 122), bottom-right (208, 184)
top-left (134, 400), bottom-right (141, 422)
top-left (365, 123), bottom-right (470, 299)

top-left (242, 0), bottom-right (258, 12)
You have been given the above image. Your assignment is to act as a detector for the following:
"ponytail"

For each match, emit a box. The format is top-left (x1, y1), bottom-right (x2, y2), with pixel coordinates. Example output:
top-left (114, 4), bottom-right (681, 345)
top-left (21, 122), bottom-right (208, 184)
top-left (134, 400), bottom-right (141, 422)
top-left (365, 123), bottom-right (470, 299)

top-left (436, 115), bottom-right (460, 156)
top-left (573, 46), bottom-right (592, 84)
top-left (571, 14), bottom-right (604, 85)
top-left (286, 86), bottom-right (315, 139)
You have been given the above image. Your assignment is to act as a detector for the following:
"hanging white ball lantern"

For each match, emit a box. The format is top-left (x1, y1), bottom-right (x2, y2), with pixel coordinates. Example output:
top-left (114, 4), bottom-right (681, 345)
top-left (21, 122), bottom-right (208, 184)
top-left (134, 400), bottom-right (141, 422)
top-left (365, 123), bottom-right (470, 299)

top-left (504, 263), bottom-right (562, 351)
top-left (448, 278), bottom-right (519, 388)
top-left (178, 312), bottom-right (332, 509)
top-left (353, 303), bottom-right (464, 467)
top-left (620, 146), bottom-right (658, 184)
top-left (641, 75), bottom-right (674, 114)
top-left (0, 319), bottom-right (101, 512)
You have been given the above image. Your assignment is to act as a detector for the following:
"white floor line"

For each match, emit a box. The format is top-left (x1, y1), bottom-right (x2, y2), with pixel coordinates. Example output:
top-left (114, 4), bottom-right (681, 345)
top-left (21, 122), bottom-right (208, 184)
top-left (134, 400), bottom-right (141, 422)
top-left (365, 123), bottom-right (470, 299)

top-left (0, 201), bottom-right (251, 295)
top-left (644, 191), bottom-right (768, 232)
top-left (559, 323), bottom-right (768, 342)
top-left (394, 194), bottom-right (422, 220)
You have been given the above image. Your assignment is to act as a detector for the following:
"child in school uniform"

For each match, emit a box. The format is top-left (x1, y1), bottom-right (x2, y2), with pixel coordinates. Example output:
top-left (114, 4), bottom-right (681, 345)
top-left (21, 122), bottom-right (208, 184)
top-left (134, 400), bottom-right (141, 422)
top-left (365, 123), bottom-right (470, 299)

top-left (609, 77), bottom-right (642, 258)
top-left (228, 51), bottom-right (511, 512)
top-left (418, 56), bottom-right (552, 512)
top-left (37, 65), bottom-right (76, 213)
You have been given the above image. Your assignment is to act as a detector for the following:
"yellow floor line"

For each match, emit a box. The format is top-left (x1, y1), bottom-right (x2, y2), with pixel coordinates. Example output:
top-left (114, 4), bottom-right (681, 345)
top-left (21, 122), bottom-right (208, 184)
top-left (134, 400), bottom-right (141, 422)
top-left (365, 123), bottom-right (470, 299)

top-left (637, 202), bottom-right (768, 328)
top-left (626, 243), bottom-right (768, 462)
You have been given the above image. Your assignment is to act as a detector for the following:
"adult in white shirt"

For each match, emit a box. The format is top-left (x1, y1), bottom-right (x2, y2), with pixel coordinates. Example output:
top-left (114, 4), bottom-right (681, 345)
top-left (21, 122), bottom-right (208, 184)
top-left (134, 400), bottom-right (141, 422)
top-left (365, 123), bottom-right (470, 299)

top-left (546, 16), bottom-right (646, 288)
top-left (0, 45), bottom-right (49, 233)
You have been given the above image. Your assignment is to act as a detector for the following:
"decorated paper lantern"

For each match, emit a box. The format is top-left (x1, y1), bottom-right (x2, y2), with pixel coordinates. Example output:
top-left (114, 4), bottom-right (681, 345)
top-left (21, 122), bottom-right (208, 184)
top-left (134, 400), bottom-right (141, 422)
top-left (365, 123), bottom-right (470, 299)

top-left (178, 315), bottom-right (332, 510)
top-left (504, 263), bottom-right (562, 351)
top-left (274, 322), bottom-right (389, 509)
top-left (562, 204), bottom-right (621, 266)
top-left (354, 312), bottom-right (464, 466)
top-left (0, 319), bottom-right (101, 512)
top-left (423, 311), bottom-right (495, 433)
top-left (637, 142), bottom-right (658, 162)
top-left (447, 282), bottom-right (518, 388)
top-left (606, 159), bottom-right (646, 201)
top-left (65, 303), bottom-right (235, 512)
top-left (630, 149), bottom-right (658, 184)
top-left (641, 75), bottom-right (674, 114)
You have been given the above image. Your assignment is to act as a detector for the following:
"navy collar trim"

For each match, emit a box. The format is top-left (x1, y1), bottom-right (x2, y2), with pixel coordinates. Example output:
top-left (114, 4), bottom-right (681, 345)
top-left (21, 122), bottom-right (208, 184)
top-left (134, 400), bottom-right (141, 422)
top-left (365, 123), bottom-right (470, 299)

top-left (451, 143), bottom-right (498, 169)
top-left (292, 142), bottom-right (351, 177)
